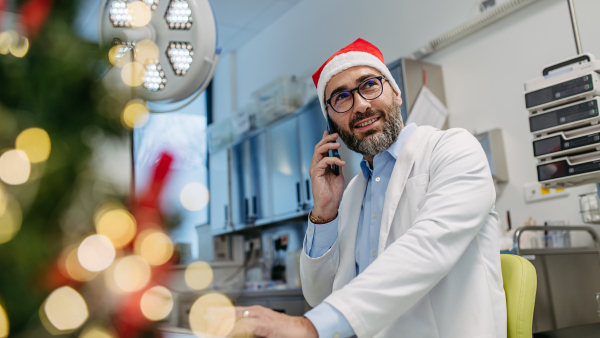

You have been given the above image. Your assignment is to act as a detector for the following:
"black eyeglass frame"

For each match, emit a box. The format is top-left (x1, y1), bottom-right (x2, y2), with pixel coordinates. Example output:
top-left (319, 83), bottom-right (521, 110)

top-left (325, 76), bottom-right (388, 114)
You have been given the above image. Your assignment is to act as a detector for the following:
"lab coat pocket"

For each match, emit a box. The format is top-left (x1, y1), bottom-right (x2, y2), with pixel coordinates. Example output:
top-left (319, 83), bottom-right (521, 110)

top-left (404, 174), bottom-right (429, 223)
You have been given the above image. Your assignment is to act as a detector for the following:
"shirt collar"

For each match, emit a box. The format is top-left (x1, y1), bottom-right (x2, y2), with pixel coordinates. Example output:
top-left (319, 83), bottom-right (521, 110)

top-left (359, 123), bottom-right (418, 179)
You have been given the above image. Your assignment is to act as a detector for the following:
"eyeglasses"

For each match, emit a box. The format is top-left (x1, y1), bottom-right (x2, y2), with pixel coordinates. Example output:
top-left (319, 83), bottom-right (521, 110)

top-left (326, 76), bottom-right (387, 113)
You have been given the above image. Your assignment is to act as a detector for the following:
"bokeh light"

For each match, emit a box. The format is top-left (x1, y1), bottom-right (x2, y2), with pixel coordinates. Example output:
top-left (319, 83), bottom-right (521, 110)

top-left (0, 31), bottom-right (12, 55)
top-left (140, 286), bottom-right (173, 321)
top-left (113, 255), bottom-right (151, 293)
top-left (135, 229), bottom-right (173, 266)
top-left (135, 39), bottom-right (159, 64)
top-left (0, 149), bottom-right (30, 185)
top-left (121, 100), bottom-right (149, 129)
top-left (43, 286), bottom-right (88, 332)
top-left (15, 127), bottom-right (51, 163)
top-left (78, 234), bottom-right (116, 272)
top-left (121, 62), bottom-right (145, 87)
top-left (0, 193), bottom-right (22, 244)
top-left (79, 325), bottom-right (114, 338)
top-left (185, 261), bottom-right (213, 290)
top-left (59, 245), bottom-right (98, 282)
top-left (108, 45), bottom-right (131, 67)
top-left (189, 293), bottom-right (235, 338)
top-left (0, 302), bottom-right (8, 337)
top-left (95, 207), bottom-right (136, 248)
top-left (180, 182), bottom-right (210, 211)
top-left (9, 35), bottom-right (29, 58)
top-left (128, 1), bottom-right (152, 27)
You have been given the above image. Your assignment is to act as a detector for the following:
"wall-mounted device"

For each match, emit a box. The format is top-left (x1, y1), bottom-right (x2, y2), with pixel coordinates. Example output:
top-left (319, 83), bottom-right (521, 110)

top-left (537, 150), bottom-right (600, 187)
top-left (525, 54), bottom-right (600, 188)
top-left (474, 129), bottom-right (509, 184)
top-left (533, 124), bottom-right (600, 159)
top-left (529, 97), bottom-right (600, 136)
top-left (525, 54), bottom-right (600, 111)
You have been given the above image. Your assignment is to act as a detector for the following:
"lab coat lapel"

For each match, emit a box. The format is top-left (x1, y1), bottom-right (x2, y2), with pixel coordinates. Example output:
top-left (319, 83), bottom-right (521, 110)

top-left (378, 126), bottom-right (436, 253)
top-left (335, 173), bottom-right (367, 286)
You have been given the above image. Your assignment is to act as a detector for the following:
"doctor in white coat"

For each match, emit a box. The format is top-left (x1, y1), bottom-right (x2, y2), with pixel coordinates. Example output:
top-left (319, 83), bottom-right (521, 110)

top-left (231, 38), bottom-right (507, 338)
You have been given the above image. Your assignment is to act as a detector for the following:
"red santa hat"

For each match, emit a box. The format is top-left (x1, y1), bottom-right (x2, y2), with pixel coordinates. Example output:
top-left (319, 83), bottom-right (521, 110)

top-left (312, 38), bottom-right (401, 119)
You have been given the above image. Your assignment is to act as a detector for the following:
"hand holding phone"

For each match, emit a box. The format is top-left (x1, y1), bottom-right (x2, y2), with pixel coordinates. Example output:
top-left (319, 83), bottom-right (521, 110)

top-left (308, 115), bottom-right (346, 221)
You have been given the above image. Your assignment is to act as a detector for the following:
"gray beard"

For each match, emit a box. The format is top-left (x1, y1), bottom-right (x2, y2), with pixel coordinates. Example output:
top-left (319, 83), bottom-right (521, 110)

top-left (331, 102), bottom-right (404, 157)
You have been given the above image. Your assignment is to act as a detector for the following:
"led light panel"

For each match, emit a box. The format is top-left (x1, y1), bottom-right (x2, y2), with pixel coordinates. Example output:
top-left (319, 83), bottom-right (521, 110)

top-left (109, 0), bottom-right (132, 27)
top-left (165, 0), bottom-right (192, 30)
top-left (144, 0), bottom-right (159, 10)
top-left (167, 42), bottom-right (193, 75)
top-left (143, 62), bottom-right (167, 91)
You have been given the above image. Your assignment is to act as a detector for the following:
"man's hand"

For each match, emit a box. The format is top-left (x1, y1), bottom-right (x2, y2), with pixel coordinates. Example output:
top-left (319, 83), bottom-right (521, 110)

top-left (229, 306), bottom-right (318, 338)
top-left (310, 131), bottom-right (346, 221)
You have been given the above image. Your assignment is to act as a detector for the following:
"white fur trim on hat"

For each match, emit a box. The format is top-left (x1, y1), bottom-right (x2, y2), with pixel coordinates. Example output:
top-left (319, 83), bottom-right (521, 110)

top-left (316, 51), bottom-right (401, 119)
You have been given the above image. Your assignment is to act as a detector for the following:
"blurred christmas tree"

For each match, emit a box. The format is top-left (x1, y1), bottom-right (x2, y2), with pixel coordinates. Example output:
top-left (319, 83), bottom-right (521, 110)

top-left (0, 0), bottom-right (124, 335)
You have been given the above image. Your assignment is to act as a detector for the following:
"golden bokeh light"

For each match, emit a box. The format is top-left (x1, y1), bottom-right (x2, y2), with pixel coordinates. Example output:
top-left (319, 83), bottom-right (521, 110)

top-left (79, 325), bottom-right (114, 338)
top-left (128, 2), bottom-right (152, 27)
top-left (140, 286), bottom-right (173, 321)
top-left (121, 100), bottom-right (149, 129)
top-left (135, 39), bottom-right (159, 64)
top-left (0, 302), bottom-right (8, 337)
top-left (135, 229), bottom-right (173, 266)
top-left (0, 194), bottom-right (22, 245)
top-left (43, 287), bottom-right (88, 332)
top-left (189, 293), bottom-right (235, 338)
top-left (78, 235), bottom-right (116, 272)
top-left (15, 127), bottom-right (51, 163)
top-left (121, 62), bottom-right (145, 87)
top-left (59, 245), bottom-right (98, 282)
top-left (0, 149), bottom-right (30, 185)
top-left (180, 182), bottom-right (210, 211)
top-left (108, 45), bottom-right (131, 67)
top-left (113, 255), bottom-right (151, 293)
top-left (0, 31), bottom-right (13, 55)
top-left (9, 35), bottom-right (29, 58)
top-left (185, 261), bottom-right (213, 290)
top-left (95, 208), bottom-right (136, 248)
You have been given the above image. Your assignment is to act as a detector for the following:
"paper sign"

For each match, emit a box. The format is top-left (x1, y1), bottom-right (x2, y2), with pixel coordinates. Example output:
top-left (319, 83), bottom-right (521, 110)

top-left (406, 86), bottom-right (449, 129)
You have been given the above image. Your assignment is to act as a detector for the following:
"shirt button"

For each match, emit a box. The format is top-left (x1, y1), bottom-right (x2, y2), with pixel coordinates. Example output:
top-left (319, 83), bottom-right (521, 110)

top-left (372, 251), bottom-right (377, 257)
top-left (333, 334), bottom-right (340, 338)
top-left (309, 230), bottom-right (313, 236)
top-left (373, 213), bottom-right (377, 219)
top-left (375, 177), bottom-right (381, 182)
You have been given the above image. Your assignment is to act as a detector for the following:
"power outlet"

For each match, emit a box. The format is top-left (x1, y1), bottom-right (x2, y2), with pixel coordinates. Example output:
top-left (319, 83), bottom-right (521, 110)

top-left (523, 182), bottom-right (568, 203)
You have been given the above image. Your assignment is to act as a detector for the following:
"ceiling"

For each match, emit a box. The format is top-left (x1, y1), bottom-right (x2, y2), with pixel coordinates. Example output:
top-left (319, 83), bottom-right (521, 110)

top-left (208, 0), bottom-right (302, 52)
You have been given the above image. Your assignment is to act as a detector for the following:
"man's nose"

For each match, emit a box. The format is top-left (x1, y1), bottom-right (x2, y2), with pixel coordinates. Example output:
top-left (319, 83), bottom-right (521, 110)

top-left (352, 90), bottom-right (371, 114)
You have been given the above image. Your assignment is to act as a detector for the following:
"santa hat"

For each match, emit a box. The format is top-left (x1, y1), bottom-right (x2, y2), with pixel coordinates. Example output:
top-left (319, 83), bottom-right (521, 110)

top-left (312, 38), bottom-right (401, 119)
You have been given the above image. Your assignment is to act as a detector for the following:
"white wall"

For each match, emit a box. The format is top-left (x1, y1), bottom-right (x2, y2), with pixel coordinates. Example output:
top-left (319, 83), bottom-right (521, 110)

top-left (212, 0), bottom-right (600, 241)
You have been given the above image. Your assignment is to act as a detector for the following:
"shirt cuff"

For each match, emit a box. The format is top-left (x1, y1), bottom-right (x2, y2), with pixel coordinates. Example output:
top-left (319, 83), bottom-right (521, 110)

top-left (304, 216), bottom-right (338, 258)
top-left (305, 303), bottom-right (355, 338)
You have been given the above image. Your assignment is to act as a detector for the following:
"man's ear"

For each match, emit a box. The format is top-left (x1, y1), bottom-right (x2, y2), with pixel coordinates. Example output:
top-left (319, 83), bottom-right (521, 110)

top-left (394, 91), bottom-right (403, 107)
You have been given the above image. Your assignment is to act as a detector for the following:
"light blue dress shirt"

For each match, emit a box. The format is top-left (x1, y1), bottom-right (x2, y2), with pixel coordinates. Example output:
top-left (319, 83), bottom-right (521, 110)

top-left (303, 123), bottom-right (418, 338)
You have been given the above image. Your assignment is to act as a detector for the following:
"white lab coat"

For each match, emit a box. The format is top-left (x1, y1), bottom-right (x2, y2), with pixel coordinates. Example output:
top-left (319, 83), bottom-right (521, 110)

top-left (300, 126), bottom-right (507, 338)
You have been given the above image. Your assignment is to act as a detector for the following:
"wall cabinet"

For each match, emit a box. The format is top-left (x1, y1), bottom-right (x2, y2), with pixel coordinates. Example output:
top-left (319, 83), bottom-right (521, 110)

top-left (269, 116), bottom-right (303, 219)
top-left (231, 131), bottom-right (272, 229)
top-left (209, 98), bottom-right (328, 234)
top-left (297, 100), bottom-right (327, 212)
top-left (209, 149), bottom-right (229, 233)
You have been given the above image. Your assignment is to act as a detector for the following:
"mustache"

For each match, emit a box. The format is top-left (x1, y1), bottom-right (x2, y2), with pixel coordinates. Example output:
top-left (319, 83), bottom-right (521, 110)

top-left (349, 110), bottom-right (384, 129)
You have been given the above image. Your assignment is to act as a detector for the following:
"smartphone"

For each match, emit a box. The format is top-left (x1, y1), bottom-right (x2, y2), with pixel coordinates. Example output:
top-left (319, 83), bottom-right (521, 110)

top-left (326, 114), bottom-right (340, 176)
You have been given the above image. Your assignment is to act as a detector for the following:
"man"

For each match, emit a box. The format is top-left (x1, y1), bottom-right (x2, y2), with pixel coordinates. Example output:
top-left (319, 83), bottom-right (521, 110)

top-left (233, 38), bottom-right (506, 338)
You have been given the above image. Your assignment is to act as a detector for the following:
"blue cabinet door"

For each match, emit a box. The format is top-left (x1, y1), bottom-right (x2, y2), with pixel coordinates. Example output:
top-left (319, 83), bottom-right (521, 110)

top-left (269, 117), bottom-right (303, 219)
top-left (209, 149), bottom-right (230, 233)
top-left (249, 131), bottom-right (272, 224)
top-left (298, 99), bottom-right (327, 211)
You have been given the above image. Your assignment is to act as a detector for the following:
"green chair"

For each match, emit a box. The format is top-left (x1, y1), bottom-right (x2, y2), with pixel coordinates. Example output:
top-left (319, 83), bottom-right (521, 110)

top-left (501, 254), bottom-right (537, 338)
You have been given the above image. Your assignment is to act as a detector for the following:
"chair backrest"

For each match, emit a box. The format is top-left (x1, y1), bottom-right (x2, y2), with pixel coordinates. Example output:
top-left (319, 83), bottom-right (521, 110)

top-left (501, 254), bottom-right (537, 338)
